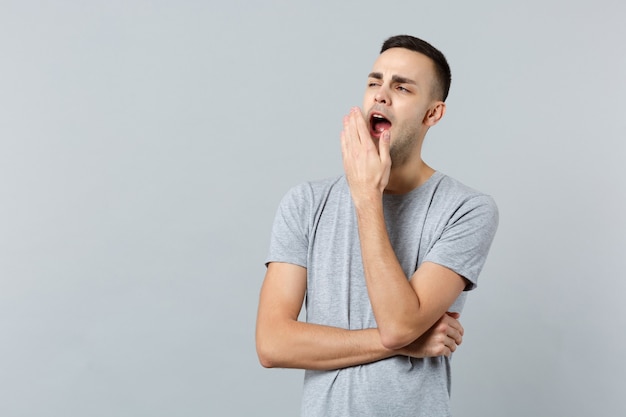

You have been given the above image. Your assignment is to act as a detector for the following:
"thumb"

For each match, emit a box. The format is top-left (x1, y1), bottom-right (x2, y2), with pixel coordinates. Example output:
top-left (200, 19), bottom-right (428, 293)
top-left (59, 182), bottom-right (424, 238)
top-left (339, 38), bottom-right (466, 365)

top-left (379, 130), bottom-right (391, 161)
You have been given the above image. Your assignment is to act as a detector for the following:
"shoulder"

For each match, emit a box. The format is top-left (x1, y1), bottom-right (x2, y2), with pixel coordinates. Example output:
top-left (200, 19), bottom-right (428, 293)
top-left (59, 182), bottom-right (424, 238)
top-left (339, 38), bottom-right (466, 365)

top-left (431, 172), bottom-right (498, 216)
top-left (268, 176), bottom-right (347, 259)
top-left (280, 175), bottom-right (347, 207)
top-left (421, 173), bottom-right (499, 287)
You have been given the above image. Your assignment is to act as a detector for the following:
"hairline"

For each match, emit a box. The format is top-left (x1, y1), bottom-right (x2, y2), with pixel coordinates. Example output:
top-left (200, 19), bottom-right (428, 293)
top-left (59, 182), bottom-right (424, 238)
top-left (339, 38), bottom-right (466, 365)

top-left (379, 35), bottom-right (451, 102)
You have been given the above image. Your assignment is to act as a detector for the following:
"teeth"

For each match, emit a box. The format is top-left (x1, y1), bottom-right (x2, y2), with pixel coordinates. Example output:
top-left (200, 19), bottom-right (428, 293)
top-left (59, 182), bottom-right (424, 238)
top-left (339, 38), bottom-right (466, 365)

top-left (373, 114), bottom-right (384, 119)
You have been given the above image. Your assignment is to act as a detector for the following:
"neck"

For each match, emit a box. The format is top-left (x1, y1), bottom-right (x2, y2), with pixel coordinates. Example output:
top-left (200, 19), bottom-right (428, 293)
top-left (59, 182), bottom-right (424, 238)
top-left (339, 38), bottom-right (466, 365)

top-left (384, 158), bottom-right (435, 195)
top-left (383, 134), bottom-right (434, 194)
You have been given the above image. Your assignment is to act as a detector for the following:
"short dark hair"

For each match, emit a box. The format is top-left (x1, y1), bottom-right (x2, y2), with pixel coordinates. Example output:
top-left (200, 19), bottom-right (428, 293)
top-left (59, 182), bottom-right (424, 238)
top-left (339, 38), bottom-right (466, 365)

top-left (381, 35), bottom-right (451, 102)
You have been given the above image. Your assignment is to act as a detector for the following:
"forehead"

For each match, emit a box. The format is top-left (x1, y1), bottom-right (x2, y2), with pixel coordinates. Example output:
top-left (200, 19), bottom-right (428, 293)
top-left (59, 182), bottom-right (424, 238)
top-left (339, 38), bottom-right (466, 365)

top-left (370, 47), bottom-right (436, 82)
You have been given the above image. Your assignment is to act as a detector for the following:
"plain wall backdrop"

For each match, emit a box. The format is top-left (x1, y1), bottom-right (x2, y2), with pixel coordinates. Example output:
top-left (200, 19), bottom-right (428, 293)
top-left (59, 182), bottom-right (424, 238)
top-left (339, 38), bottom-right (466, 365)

top-left (1, 0), bottom-right (624, 416)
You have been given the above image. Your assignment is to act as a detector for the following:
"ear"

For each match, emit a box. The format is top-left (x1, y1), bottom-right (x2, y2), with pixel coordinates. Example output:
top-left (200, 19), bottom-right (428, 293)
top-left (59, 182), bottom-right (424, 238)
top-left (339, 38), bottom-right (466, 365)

top-left (423, 101), bottom-right (446, 127)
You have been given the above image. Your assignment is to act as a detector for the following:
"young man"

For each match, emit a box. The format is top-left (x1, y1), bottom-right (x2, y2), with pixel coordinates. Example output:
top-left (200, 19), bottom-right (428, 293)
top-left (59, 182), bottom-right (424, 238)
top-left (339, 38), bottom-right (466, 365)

top-left (256, 35), bottom-right (498, 416)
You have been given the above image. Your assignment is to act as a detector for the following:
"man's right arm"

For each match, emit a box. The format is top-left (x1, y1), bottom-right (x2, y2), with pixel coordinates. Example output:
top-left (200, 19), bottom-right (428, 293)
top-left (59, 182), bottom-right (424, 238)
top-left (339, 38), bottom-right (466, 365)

top-left (255, 262), bottom-right (463, 371)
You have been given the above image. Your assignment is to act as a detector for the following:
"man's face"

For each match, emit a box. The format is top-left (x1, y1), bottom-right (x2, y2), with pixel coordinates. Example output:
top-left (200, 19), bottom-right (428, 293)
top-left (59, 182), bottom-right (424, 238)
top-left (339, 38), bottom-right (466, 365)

top-left (362, 47), bottom-right (440, 166)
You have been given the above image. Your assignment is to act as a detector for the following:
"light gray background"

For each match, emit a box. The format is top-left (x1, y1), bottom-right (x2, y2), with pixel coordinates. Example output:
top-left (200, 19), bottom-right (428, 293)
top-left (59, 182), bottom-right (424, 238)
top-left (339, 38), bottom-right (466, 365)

top-left (1, 0), bottom-right (624, 416)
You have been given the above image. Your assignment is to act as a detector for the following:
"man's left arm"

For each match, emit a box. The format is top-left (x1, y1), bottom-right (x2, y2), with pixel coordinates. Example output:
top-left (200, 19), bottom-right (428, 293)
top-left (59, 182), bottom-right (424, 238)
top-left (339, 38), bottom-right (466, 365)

top-left (353, 196), bottom-right (466, 350)
top-left (341, 107), bottom-right (469, 350)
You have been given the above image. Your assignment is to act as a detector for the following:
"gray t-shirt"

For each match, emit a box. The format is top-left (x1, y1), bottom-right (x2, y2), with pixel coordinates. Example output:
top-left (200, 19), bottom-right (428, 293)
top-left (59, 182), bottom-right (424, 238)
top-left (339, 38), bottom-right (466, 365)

top-left (266, 171), bottom-right (498, 417)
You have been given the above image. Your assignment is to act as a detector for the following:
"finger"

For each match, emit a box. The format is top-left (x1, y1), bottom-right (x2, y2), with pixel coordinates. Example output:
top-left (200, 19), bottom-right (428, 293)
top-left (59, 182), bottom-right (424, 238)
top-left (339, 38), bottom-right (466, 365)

top-left (379, 130), bottom-right (391, 165)
top-left (442, 313), bottom-right (464, 336)
top-left (341, 114), bottom-right (356, 159)
top-left (448, 327), bottom-right (463, 345)
top-left (352, 107), bottom-right (373, 148)
top-left (348, 107), bottom-right (364, 145)
top-left (436, 318), bottom-right (462, 345)
top-left (340, 130), bottom-right (348, 162)
top-left (443, 333), bottom-right (458, 354)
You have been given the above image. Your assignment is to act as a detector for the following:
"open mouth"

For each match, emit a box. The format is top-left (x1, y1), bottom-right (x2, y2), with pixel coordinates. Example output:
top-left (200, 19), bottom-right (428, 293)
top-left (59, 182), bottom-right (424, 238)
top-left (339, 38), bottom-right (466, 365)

top-left (369, 113), bottom-right (392, 138)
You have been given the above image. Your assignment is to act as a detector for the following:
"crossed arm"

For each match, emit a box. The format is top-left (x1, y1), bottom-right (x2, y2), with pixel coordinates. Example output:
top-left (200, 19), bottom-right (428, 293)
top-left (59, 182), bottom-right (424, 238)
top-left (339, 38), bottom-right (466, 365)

top-left (255, 107), bottom-right (467, 371)
top-left (255, 262), bottom-right (464, 370)
top-left (339, 107), bottom-right (468, 349)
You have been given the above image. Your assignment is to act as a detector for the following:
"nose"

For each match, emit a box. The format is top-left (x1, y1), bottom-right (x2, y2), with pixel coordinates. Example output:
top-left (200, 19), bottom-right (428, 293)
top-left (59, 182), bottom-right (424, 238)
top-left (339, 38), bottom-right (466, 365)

top-left (374, 86), bottom-right (390, 105)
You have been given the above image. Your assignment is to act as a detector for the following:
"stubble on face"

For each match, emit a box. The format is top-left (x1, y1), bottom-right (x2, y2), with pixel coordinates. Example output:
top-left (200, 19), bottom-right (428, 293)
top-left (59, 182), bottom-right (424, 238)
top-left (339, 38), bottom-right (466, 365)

top-left (362, 106), bottom-right (421, 168)
top-left (387, 116), bottom-right (424, 167)
top-left (363, 49), bottom-right (437, 168)
top-left (388, 135), bottom-right (412, 166)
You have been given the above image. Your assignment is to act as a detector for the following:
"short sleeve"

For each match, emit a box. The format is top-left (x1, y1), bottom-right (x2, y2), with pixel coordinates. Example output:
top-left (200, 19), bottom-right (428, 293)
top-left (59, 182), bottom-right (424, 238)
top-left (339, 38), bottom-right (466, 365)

top-left (265, 184), bottom-right (312, 268)
top-left (423, 195), bottom-right (499, 290)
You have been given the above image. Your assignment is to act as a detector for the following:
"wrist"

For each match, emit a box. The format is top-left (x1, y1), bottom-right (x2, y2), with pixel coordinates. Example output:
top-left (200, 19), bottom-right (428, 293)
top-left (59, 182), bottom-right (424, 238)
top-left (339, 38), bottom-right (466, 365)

top-left (351, 190), bottom-right (383, 211)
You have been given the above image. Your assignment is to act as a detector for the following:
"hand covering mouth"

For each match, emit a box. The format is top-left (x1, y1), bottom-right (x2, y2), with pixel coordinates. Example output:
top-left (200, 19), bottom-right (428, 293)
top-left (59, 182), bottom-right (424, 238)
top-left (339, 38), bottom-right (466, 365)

top-left (369, 112), bottom-right (392, 138)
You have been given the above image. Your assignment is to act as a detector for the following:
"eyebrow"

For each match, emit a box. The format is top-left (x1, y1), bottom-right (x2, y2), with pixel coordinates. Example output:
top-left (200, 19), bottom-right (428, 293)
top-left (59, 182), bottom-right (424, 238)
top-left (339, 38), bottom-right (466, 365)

top-left (368, 72), bottom-right (417, 85)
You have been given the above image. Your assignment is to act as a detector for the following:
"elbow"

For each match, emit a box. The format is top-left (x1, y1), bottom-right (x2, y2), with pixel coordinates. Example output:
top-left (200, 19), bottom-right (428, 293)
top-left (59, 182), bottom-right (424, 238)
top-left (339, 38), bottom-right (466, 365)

top-left (256, 317), bottom-right (296, 368)
top-left (256, 334), bottom-right (281, 368)
top-left (379, 327), bottom-right (419, 350)
top-left (257, 352), bottom-right (276, 369)
top-left (256, 346), bottom-right (277, 369)
top-left (380, 335), bottom-right (412, 351)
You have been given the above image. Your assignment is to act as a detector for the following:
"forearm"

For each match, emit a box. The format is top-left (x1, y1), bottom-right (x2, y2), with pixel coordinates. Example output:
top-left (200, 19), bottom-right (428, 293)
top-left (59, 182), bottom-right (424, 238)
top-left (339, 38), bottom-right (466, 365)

top-left (255, 262), bottom-right (463, 370)
top-left (354, 197), bottom-right (429, 349)
top-left (340, 108), bottom-right (448, 349)
top-left (256, 262), bottom-right (397, 371)
top-left (256, 319), bottom-right (395, 371)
